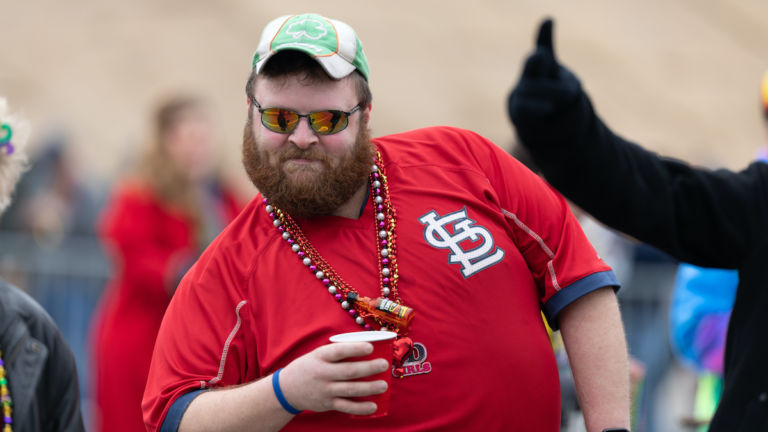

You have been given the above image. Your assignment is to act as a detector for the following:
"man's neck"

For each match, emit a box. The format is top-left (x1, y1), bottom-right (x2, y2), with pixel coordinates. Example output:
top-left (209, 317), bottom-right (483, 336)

top-left (331, 182), bottom-right (369, 219)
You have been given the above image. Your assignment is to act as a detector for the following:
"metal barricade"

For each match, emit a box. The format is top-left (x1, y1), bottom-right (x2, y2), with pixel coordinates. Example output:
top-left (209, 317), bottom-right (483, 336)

top-left (0, 229), bottom-right (111, 429)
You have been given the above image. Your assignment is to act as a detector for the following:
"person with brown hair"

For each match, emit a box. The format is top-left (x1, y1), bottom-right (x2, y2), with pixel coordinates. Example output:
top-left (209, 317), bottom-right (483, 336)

top-left (90, 95), bottom-right (242, 432)
top-left (0, 97), bottom-right (85, 431)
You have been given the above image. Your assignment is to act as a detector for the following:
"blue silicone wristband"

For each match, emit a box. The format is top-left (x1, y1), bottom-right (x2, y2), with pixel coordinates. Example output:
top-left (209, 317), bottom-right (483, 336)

top-left (272, 368), bottom-right (302, 415)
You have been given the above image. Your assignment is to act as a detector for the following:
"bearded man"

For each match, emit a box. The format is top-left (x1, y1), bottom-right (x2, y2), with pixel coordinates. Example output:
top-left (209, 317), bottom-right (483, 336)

top-left (143, 13), bottom-right (631, 432)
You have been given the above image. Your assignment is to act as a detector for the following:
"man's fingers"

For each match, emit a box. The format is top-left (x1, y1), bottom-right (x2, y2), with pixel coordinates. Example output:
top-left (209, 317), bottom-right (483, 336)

top-left (536, 18), bottom-right (554, 54)
top-left (327, 379), bottom-right (388, 398)
top-left (318, 342), bottom-right (373, 362)
top-left (330, 398), bottom-right (378, 416)
top-left (325, 358), bottom-right (390, 381)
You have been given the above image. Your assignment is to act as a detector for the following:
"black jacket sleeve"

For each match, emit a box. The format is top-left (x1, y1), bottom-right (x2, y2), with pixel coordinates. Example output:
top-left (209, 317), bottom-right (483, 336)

top-left (508, 19), bottom-right (768, 268)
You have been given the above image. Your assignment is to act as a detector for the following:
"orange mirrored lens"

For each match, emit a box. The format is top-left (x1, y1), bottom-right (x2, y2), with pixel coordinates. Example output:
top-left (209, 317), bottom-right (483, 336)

top-left (309, 110), bottom-right (346, 135)
top-left (261, 108), bottom-right (299, 133)
top-left (259, 107), bottom-right (351, 135)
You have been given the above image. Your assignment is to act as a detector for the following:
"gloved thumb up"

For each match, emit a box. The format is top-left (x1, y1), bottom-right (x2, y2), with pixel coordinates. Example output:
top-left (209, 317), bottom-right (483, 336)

top-left (522, 19), bottom-right (558, 79)
top-left (508, 18), bottom-right (582, 125)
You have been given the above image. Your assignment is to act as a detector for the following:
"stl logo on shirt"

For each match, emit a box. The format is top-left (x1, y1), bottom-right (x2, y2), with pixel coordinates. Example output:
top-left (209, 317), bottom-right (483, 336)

top-left (419, 208), bottom-right (505, 278)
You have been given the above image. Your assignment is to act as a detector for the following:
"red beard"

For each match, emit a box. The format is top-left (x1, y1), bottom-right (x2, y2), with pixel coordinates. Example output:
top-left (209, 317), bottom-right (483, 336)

top-left (242, 116), bottom-right (374, 218)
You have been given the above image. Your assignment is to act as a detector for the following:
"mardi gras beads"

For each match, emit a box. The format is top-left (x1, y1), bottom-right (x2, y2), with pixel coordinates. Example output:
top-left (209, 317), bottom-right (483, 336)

top-left (0, 349), bottom-right (12, 432)
top-left (0, 123), bottom-right (14, 155)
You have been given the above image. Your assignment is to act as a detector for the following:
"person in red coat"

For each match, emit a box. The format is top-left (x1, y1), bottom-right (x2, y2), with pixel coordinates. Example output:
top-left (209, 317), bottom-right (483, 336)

top-left (90, 95), bottom-right (243, 432)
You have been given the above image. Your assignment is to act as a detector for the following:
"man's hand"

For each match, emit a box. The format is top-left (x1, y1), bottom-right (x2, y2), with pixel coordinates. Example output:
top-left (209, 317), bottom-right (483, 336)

top-left (508, 18), bottom-right (582, 127)
top-left (278, 342), bottom-right (390, 415)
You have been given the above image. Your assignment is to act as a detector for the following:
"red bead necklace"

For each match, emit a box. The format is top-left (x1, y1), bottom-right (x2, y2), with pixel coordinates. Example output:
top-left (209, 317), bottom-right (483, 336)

top-left (265, 150), bottom-right (414, 336)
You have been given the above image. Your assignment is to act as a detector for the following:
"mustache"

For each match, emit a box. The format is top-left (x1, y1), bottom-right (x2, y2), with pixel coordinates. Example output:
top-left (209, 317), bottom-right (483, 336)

top-left (277, 146), bottom-right (331, 164)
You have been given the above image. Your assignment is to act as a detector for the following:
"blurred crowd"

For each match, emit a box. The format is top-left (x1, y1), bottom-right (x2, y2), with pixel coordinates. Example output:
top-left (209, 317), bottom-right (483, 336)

top-left (0, 95), bottom-right (246, 431)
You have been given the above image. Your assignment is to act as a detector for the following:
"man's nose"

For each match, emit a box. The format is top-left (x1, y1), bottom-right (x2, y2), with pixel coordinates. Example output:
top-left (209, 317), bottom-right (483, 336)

top-left (289, 116), bottom-right (319, 149)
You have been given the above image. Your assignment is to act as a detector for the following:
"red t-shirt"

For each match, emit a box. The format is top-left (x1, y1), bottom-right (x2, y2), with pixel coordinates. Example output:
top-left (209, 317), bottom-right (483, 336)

top-left (143, 126), bottom-right (617, 431)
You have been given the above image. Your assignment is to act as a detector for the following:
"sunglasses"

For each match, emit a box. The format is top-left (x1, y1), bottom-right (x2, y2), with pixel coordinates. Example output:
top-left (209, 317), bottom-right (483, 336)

top-left (251, 98), bottom-right (361, 135)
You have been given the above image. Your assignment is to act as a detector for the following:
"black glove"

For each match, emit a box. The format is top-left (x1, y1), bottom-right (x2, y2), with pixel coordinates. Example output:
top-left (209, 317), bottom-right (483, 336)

top-left (507, 19), bottom-right (583, 130)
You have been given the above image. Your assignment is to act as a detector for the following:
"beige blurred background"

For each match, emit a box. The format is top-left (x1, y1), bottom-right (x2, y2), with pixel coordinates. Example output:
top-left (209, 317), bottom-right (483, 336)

top-left (2, 3), bottom-right (766, 429)
top-left (2, 0), bottom-right (768, 187)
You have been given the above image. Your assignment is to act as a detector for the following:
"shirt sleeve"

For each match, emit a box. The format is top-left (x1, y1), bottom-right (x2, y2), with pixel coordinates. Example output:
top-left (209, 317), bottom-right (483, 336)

top-left (141, 235), bottom-right (257, 432)
top-left (159, 390), bottom-right (206, 432)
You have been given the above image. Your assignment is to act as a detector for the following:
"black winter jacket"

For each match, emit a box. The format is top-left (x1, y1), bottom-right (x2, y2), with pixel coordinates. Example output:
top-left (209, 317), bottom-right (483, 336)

top-left (0, 279), bottom-right (85, 432)
top-left (512, 72), bottom-right (768, 431)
